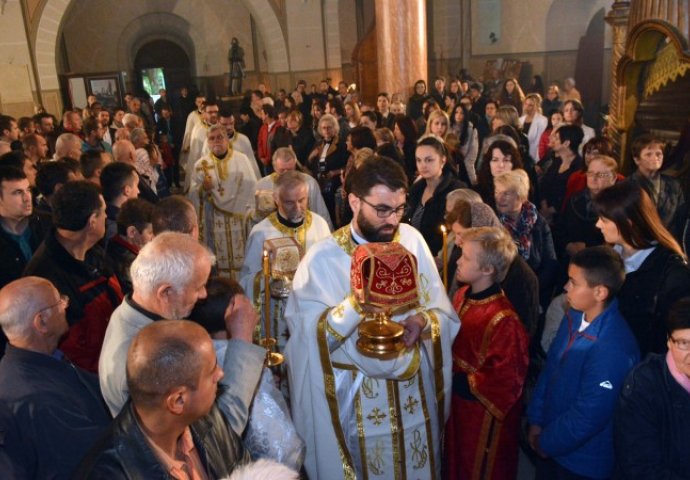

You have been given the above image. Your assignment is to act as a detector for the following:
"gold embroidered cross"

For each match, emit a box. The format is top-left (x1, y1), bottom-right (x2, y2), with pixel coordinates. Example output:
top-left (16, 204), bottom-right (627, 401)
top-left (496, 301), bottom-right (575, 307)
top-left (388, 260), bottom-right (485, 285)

top-left (367, 407), bottom-right (387, 426)
top-left (331, 304), bottom-right (345, 319)
top-left (404, 395), bottom-right (419, 415)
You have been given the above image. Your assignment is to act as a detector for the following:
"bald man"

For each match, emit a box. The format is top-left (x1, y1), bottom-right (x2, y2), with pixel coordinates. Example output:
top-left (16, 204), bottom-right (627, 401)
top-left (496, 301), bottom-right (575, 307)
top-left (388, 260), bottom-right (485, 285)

top-left (0, 277), bottom-right (111, 479)
top-left (77, 321), bottom-right (249, 478)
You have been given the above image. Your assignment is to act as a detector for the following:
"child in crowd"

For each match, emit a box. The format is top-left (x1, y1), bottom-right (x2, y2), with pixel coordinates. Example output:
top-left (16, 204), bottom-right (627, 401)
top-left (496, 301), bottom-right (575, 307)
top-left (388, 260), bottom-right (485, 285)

top-left (444, 226), bottom-right (529, 479)
top-left (527, 246), bottom-right (640, 479)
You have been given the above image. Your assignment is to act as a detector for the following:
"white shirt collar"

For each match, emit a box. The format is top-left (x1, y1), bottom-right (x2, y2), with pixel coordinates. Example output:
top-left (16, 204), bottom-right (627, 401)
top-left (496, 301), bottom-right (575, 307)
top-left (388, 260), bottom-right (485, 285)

top-left (350, 224), bottom-right (368, 245)
top-left (614, 244), bottom-right (656, 273)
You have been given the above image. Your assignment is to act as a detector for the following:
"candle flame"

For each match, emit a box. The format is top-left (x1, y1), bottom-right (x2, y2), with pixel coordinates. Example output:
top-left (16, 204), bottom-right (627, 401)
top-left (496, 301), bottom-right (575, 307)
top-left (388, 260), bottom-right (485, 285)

top-left (440, 225), bottom-right (447, 234)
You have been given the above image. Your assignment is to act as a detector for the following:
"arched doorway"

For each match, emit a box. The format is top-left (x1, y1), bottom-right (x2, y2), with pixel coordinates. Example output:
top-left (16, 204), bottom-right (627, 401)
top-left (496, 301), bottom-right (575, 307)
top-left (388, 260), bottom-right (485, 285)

top-left (134, 39), bottom-right (192, 97)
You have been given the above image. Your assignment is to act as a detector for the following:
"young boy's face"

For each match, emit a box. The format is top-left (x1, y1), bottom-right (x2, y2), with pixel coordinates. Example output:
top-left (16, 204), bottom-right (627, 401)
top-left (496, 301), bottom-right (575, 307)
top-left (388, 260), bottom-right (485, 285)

top-left (564, 264), bottom-right (599, 314)
top-left (456, 240), bottom-right (489, 286)
top-left (634, 143), bottom-right (663, 177)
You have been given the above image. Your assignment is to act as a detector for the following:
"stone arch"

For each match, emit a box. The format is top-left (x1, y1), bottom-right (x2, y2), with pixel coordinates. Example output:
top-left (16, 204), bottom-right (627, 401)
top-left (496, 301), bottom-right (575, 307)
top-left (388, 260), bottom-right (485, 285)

top-left (34, 0), bottom-right (289, 92)
top-left (241, 0), bottom-right (289, 72)
top-left (115, 13), bottom-right (196, 77)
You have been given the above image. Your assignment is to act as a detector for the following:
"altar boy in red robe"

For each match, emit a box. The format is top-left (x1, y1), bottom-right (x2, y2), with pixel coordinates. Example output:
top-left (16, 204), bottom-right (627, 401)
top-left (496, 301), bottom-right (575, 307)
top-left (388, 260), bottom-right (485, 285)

top-left (444, 226), bottom-right (530, 479)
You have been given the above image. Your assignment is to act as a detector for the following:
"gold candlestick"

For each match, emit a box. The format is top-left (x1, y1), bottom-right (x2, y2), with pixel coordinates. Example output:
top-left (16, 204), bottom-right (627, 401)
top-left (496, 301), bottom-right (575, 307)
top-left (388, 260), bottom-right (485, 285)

top-left (441, 225), bottom-right (448, 289)
top-left (261, 250), bottom-right (283, 366)
top-left (262, 250), bottom-right (271, 340)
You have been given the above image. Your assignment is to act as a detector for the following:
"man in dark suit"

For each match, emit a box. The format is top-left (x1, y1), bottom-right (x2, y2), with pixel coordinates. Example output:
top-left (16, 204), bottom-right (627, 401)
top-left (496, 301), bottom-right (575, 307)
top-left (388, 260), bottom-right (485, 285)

top-left (0, 276), bottom-right (111, 477)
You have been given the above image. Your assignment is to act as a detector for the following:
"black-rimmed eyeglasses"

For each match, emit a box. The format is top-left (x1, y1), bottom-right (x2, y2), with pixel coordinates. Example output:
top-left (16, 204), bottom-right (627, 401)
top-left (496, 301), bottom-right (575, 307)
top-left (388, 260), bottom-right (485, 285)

top-left (669, 336), bottom-right (690, 351)
top-left (359, 197), bottom-right (406, 218)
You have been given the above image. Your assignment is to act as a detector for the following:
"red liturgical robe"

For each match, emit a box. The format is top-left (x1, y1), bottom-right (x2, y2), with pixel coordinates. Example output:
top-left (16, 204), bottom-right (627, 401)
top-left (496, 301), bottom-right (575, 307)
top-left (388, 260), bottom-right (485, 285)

top-left (444, 284), bottom-right (529, 480)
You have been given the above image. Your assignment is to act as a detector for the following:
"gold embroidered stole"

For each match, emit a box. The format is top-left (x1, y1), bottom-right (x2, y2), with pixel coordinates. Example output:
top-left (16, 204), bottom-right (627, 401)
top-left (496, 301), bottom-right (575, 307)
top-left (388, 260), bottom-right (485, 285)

top-left (312, 225), bottom-right (445, 478)
top-left (197, 150), bottom-right (248, 280)
top-left (251, 212), bottom-right (314, 351)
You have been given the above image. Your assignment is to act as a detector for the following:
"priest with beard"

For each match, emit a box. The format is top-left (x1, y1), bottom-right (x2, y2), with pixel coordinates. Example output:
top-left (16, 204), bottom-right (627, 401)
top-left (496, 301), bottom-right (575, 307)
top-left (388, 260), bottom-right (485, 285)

top-left (284, 155), bottom-right (460, 479)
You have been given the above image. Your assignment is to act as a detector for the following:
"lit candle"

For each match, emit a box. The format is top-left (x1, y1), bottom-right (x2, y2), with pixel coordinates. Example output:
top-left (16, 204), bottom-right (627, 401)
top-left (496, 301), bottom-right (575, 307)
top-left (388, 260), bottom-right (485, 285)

top-left (263, 250), bottom-right (271, 339)
top-left (440, 225), bottom-right (448, 289)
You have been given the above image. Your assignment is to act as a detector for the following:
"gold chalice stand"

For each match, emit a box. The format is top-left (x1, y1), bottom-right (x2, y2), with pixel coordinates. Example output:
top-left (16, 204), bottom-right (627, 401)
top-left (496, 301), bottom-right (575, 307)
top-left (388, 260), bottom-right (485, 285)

top-left (351, 243), bottom-right (419, 360)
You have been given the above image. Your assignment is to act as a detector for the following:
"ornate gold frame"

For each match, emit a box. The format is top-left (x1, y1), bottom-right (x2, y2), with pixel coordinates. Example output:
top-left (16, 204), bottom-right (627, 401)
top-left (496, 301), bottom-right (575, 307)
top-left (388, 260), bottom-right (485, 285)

top-left (613, 20), bottom-right (690, 171)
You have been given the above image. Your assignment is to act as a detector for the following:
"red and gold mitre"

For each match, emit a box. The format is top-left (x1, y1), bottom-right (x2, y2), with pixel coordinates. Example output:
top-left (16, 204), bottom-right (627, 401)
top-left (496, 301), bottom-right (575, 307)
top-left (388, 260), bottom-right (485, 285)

top-left (350, 242), bottom-right (419, 314)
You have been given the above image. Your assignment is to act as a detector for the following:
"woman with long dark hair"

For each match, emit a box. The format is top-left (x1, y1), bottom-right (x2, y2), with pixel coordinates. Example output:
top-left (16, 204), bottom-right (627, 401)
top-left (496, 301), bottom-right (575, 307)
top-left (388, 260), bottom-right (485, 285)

top-left (408, 79), bottom-right (429, 120)
top-left (498, 77), bottom-right (526, 115)
top-left (406, 136), bottom-right (465, 255)
top-left (475, 138), bottom-right (524, 210)
top-left (393, 114), bottom-right (419, 182)
top-left (562, 99), bottom-right (595, 150)
top-left (594, 181), bottom-right (690, 355)
top-left (450, 104), bottom-right (479, 185)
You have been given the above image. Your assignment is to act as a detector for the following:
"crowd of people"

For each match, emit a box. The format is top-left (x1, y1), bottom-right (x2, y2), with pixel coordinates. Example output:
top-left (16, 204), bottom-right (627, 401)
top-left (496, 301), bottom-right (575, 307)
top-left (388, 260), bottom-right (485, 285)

top-left (0, 72), bottom-right (689, 480)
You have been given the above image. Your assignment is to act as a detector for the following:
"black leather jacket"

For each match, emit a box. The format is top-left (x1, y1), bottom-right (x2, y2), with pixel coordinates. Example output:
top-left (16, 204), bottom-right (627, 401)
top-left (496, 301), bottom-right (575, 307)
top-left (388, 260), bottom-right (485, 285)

top-left (74, 401), bottom-right (249, 479)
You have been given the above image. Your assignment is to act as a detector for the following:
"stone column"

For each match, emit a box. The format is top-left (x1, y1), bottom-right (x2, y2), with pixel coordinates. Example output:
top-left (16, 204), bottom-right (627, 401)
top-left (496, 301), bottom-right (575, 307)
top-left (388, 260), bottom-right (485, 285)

top-left (375, 0), bottom-right (427, 101)
top-left (605, 1), bottom-right (631, 158)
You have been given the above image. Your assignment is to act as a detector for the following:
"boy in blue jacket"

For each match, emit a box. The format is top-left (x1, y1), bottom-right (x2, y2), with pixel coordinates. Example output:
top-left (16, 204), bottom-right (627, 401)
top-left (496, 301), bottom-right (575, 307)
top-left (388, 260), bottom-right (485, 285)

top-left (527, 246), bottom-right (640, 479)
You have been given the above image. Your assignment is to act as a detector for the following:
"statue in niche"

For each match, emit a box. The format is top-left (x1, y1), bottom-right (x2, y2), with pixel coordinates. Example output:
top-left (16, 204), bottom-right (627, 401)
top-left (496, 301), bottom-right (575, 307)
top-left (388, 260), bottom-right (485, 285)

top-left (228, 37), bottom-right (246, 95)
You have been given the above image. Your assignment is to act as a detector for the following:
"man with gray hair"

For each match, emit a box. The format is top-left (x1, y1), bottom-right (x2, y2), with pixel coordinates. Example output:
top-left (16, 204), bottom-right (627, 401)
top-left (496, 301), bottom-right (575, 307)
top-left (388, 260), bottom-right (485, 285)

top-left (0, 276), bottom-right (111, 478)
top-left (54, 132), bottom-right (82, 161)
top-left (99, 231), bottom-right (264, 435)
top-left (240, 170), bottom-right (331, 365)
top-left (189, 124), bottom-right (257, 279)
top-left (201, 110), bottom-right (261, 179)
top-left (252, 147), bottom-right (332, 229)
